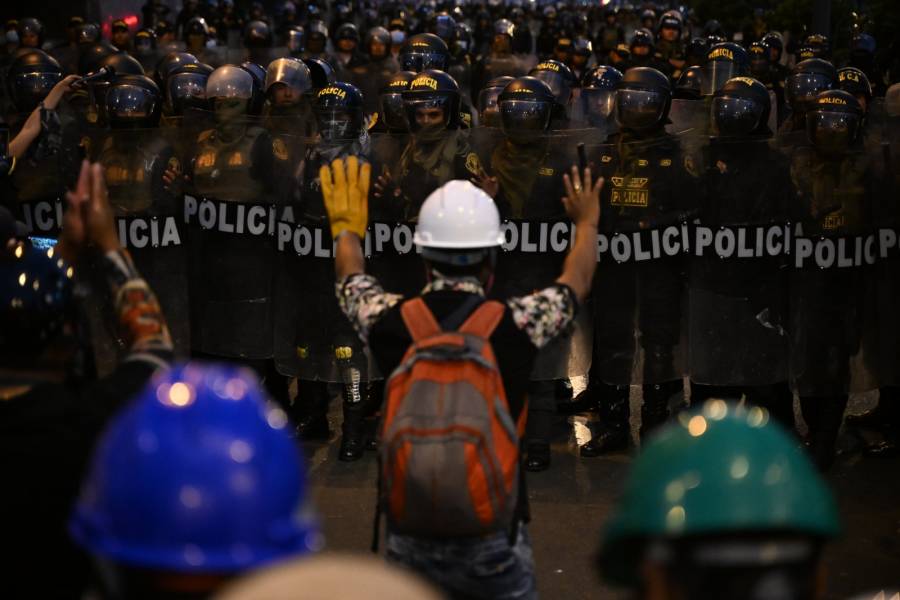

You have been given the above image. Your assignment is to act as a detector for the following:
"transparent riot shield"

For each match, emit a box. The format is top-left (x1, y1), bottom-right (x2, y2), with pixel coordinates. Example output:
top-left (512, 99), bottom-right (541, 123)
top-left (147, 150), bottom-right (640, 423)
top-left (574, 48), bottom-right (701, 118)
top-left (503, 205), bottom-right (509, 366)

top-left (786, 139), bottom-right (881, 396)
top-left (183, 112), bottom-right (283, 360)
top-left (687, 137), bottom-right (791, 388)
top-left (667, 98), bottom-right (707, 136)
top-left (586, 127), bottom-right (700, 386)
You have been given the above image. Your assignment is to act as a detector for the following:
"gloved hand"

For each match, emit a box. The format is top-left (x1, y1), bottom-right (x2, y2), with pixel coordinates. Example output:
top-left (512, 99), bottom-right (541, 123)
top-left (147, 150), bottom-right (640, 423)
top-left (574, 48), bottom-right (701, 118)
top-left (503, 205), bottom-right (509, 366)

top-left (320, 155), bottom-right (370, 240)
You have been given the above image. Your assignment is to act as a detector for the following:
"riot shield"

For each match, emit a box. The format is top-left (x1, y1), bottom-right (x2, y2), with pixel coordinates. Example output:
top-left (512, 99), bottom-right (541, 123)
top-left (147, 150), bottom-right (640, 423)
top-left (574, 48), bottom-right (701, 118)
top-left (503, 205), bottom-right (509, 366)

top-left (271, 123), bottom-right (377, 383)
top-left (586, 127), bottom-right (700, 386)
top-left (183, 112), bottom-right (283, 360)
top-left (687, 137), bottom-right (791, 388)
top-left (785, 139), bottom-right (881, 396)
top-left (667, 98), bottom-right (707, 136)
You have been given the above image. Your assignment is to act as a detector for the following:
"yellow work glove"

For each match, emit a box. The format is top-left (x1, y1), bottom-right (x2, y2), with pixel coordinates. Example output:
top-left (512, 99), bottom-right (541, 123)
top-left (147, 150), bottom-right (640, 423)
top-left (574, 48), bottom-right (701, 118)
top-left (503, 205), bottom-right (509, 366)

top-left (320, 155), bottom-right (370, 240)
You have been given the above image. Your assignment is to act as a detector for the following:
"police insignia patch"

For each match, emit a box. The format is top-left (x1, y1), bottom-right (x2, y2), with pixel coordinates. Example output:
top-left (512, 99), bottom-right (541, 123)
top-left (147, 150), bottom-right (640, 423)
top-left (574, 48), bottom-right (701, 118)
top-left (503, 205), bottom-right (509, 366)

top-left (167, 156), bottom-right (181, 175)
top-left (273, 138), bottom-right (289, 161)
top-left (465, 152), bottom-right (483, 176)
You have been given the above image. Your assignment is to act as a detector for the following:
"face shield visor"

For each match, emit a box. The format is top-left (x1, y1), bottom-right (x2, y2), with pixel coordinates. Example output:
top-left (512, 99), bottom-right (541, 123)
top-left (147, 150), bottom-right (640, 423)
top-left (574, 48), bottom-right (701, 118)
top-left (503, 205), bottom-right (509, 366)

top-left (615, 88), bottom-right (666, 131)
top-left (315, 108), bottom-right (360, 142)
top-left (581, 88), bottom-right (616, 126)
top-left (499, 99), bottom-right (551, 143)
top-left (532, 70), bottom-right (571, 105)
top-left (701, 59), bottom-right (744, 96)
top-left (400, 50), bottom-right (448, 73)
top-left (711, 95), bottom-right (765, 137)
top-left (12, 71), bottom-right (62, 113)
top-left (806, 110), bottom-right (860, 155)
top-left (168, 72), bottom-right (208, 115)
top-left (404, 93), bottom-right (452, 138)
top-left (379, 92), bottom-right (408, 132)
top-left (106, 84), bottom-right (159, 127)
top-left (786, 73), bottom-right (833, 112)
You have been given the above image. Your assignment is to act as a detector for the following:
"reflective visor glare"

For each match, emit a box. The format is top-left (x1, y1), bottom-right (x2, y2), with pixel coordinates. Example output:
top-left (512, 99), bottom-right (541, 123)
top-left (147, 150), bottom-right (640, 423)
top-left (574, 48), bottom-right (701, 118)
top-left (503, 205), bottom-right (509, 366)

top-left (499, 100), bottom-right (550, 131)
top-left (582, 88), bottom-right (616, 119)
top-left (787, 73), bottom-right (832, 102)
top-left (15, 72), bottom-right (61, 96)
top-left (701, 61), bottom-right (737, 95)
top-left (711, 96), bottom-right (762, 135)
top-left (380, 93), bottom-right (407, 128)
top-left (169, 74), bottom-right (206, 104)
top-left (807, 111), bottom-right (856, 138)
top-left (615, 89), bottom-right (664, 129)
top-left (477, 87), bottom-right (503, 113)
top-left (107, 85), bottom-right (155, 118)
top-left (533, 71), bottom-right (568, 101)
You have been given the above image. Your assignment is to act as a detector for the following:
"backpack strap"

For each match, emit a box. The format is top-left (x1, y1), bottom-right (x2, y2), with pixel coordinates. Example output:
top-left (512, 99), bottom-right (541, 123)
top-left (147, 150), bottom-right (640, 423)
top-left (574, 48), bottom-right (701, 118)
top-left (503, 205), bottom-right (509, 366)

top-left (400, 297), bottom-right (441, 343)
top-left (458, 300), bottom-right (505, 339)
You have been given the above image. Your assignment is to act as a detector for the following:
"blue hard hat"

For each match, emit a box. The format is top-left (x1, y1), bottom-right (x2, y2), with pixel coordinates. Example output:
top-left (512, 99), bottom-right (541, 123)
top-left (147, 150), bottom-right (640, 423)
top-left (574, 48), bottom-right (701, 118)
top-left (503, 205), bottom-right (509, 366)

top-left (70, 362), bottom-right (320, 573)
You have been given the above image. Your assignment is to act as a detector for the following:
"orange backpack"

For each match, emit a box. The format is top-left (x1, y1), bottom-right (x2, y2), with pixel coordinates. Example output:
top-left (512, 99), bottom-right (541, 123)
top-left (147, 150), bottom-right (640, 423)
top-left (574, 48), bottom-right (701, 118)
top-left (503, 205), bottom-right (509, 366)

top-left (377, 297), bottom-right (526, 538)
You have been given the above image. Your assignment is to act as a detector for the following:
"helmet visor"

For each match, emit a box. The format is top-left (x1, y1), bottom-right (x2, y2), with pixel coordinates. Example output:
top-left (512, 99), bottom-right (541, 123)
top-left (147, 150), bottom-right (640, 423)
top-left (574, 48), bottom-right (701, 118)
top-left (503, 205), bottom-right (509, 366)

top-left (315, 109), bottom-right (357, 141)
top-left (400, 50), bottom-right (448, 72)
top-left (711, 96), bottom-right (764, 136)
top-left (287, 31), bottom-right (304, 53)
top-left (265, 59), bottom-right (311, 96)
top-left (532, 70), bottom-right (571, 104)
top-left (207, 71), bottom-right (254, 100)
top-left (379, 92), bottom-right (408, 131)
top-left (13, 72), bottom-right (62, 111)
top-left (477, 86), bottom-right (504, 114)
top-left (581, 88), bottom-right (616, 123)
top-left (786, 73), bottom-right (833, 107)
top-left (615, 88), bottom-right (666, 131)
top-left (499, 99), bottom-right (551, 138)
top-left (403, 95), bottom-right (451, 132)
top-left (106, 84), bottom-right (158, 122)
top-left (168, 72), bottom-right (208, 114)
top-left (701, 60), bottom-right (742, 96)
top-left (806, 110), bottom-right (859, 154)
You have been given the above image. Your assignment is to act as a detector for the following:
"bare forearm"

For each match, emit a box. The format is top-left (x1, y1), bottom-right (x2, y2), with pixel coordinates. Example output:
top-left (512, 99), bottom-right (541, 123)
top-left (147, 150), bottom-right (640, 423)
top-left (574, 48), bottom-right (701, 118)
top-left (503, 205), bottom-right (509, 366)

top-left (335, 232), bottom-right (365, 280)
top-left (9, 108), bottom-right (41, 160)
top-left (556, 222), bottom-right (598, 303)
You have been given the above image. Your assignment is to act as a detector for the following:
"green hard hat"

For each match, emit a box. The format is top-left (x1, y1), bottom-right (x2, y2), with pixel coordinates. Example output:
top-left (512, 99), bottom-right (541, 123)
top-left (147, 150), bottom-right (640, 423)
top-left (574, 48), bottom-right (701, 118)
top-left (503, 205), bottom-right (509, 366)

top-left (598, 400), bottom-right (841, 587)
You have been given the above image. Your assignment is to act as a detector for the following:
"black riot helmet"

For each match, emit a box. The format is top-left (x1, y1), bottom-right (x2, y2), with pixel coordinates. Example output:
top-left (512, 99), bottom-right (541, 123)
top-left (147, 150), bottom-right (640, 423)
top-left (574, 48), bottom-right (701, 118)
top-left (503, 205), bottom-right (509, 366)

top-left (306, 20), bottom-right (328, 54)
top-left (153, 52), bottom-right (199, 90)
top-left (850, 33), bottom-right (876, 69)
top-left (365, 26), bottom-right (392, 60)
top-left (760, 31), bottom-right (783, 63)
top-left (76, 23), bottom-right (102, 46)
top-left (702, 42), bottom-right (750, 96)
top-left (837, 67), bottom-right (872, 107)
top-left (7, 49), bottom-right (62, 113)
top-left (105, 74), bottom-right (162, 129)
top-left (711, 76), bottom-right (771, 137)
top-left (287, 26), bottom-right (305, 57)
top-left (749, 42), bottom-right (769, 78)
top-left (529, 59), bottom-right (576, 106)
top-left (402, 69), bottom-right (461, 134)
top-left (615, 66), bottom-right (671, 133)
top-left (134, 28), bottom-right (156, 57)
top-left (630, 28), bottom-right (655, 54)
top-left (303, 57), bottom-right (336, 91)
top-left (686, 37), bottom-right (710, 66)
top-left (16, 17), bottom-right (44, 48)
top-left (658, 10), bottom-right (682, 35)
top-left (184, 16), bottom-right (209, 43)
top-left (335, 22), bottom-right (360, 43)
top-left (674, 65), bottom-right (703, 100)
top-left (399, 33), bottom-right (450, 73)
top-left (493, 18), bottom-right (515, 39)
top-left (431, 14), bottom-right (457, 45)
top-left (167, 62), bottom-right (213, 115)
top-left (313, 81), bottom-right (364, 142)
top-left (497, 76), bottom-right (555, 144)
top-left (379, 70), bottom-right (415, 133)
top-left (799, 34), bottom-right (830, 61)
top-left (581, 65), bottom-right (622, 126)
top-left (239, 62), bottom-right (266, 115)
top-left (78, 41), bottom-right (116, 76)
top-left (806, 89), bottom-right (863, 156)
top-left (478, 75), bottom-right (515, 128)
top-left (786, 58), bottom-right (836, 116)
top-left (264, 57), bottom-right (312, 106)
top-left (244, 20), bottom-right (272, 48)
top-left (101, 52), bottom-right (145, 76)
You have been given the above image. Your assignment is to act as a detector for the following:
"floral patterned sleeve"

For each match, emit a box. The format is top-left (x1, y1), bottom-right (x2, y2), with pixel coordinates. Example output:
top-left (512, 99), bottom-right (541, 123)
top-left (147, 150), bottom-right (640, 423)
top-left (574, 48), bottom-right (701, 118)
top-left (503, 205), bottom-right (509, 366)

top-left (506, 284), bottom-right (578, 349)
top-left (99, 249), bottom-right (173, 370)
top-left (336, 273), bottom-right (403, 343)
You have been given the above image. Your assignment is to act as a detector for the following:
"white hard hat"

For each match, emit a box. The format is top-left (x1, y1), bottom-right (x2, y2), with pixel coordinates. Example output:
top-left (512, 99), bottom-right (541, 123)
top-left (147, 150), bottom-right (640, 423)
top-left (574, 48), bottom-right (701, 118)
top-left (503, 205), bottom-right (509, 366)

top-left (414, 180), bottom-right (504, 250)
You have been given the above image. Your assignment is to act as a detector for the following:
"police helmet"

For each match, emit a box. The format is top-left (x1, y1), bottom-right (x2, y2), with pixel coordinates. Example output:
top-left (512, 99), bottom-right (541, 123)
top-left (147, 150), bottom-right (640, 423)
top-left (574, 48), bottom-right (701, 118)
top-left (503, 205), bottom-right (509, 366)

top-left (0, 238), bottom-right (73, 364)
top-left (306, 20), bottom-right (328, 53)
top-left (658, 10), bottom-right (682, 33)
top-left (806, 89), bottom-right (864, 155)
top-left (598, 401), bottom-right (840, 589)
top-left (581, 66), bottom-right (622, 125)
top-left (313, 81), bottom-right (364, 142)
top-left (184, 16), bottom-right (209, 42)
top-left (630, 28), bottom-right (655, 52)
top-left (207, 64), bottom-right (254, 101)
top-left (702, 42), bottom-right (750, 96)
top-left (786, 58), bottom-right (836, 114)
top-left (335, 22), bottom-right (359, 43)
top-left (365, 26), bottom-right (391, 59)
top-left (265, 57), bottom-right (312, 101)
top-left (799, 34), bottom-right (830, 60)
top-left (674, 65), bottom-right (703, 100)
top-left (402, 69), bottom-right (461, 132)
top-left (240, 62), bottom-right (266, 115)
top-left (69, 363), bottom-right (320, 573)
top-left (837, 67), bottom-right (872, 104)
top-left (761, 31), bottom-right (783, 62)
top-left (153, 52), bottom-right (199, 91)
top-left (615, 66), bottom-right (671, 132)
top-left (498, 76), bottom-right (555, 143)
top-left (493, 18), bottom-right (515, 39)
top-left (134, 28), bottom-right (157, 56)
top-left (431, 14), bottom-right (457, 44)
top-left (167, 62), bottom-right (213, 115)
top-left (399, 33), bottom-right (450, 73)
top-left (16, 17), bottom-right (44, 48)
top-left (76, 23), bottom-right (102, 46)
top-left (7, 49), bottom-right (62, 113)
top-left (287, 26), bottom-right (304, 56)
top-left (303, 57), bottom-right (336, 91)
top-left (105, 74), bottom-right (161, 128)
top-left (244, 20), bottom-right (272, 48)
top-left (78, 41), bottom-right (117, 76)
top-left (851, 33), bottom-right (876, 58)
top-left (711, 76), bottom-right (771, 137)
top-left (529, 59), bottom-right (576, 106)
top-left (686, 37), bottom-right (709, 66)
top-left (379, 70), bottom-right (415, 132)
top-left (477, 75), bottom-right (515, 128)
top-left (101, 52), bottom-right (145, 76)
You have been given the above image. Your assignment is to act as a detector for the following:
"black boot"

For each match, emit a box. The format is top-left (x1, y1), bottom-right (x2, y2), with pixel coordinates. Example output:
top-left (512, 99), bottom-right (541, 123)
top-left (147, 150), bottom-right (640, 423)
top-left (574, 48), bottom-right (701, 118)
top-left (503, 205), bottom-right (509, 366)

top-left (640, 380), bottom-right (680, 442)
top-left (801, 395), bottom-right (848, 472)
top-left (525, 441), bottom-right (551, 472)
top-left (293, 380), bottom-right (331, 441)
top-left (559, 382), bottom-right (601, 416)
top-left (581, 383), bottom-right (630, 457)
top-left (338, 370), bottom-right (366, 462)
top-left (524, 381), bottom-right (555, 472)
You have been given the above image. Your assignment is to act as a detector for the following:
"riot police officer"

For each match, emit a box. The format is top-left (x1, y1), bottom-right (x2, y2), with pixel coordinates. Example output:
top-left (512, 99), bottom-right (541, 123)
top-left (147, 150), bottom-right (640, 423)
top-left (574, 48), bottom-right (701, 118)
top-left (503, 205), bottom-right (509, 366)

top-left (476, 75), bottom-right (514, 128)
top-left (848, 33), bottom-right (886, 98)
top-left (838, 66), bottom-right (873, 115)
top-left (398, 33), bottom-right (450, 74)
top-left (303, 20), bottom-right (331, 63)
top-left (472, 19), bottom-right (527, 99)
top-left (788, 90), bottom-right (873, 470)
top-left (528, 59), bottom-right (577, 127)
top-left (245, 19), bottom-right (274, 66)
top-left (581, 67), bottom-right (698, 456)
top-left (165, 61), bottom-right (213, 116)
top-left (578, 65), bottom-right (621, 130)
top-left (370, 70), bottom-right (414, 174)
top-left (749, 41), bottom-right (787, 126)
top-left (779, 58), bottom-right (836, 135)
top-left (688, 77), bottom-right (794, 429)
top-left (489, 75), bottom-right (572, 470)
top-left (618, 28), bottom-right (671, 78)
top-left (798, 33), bottom-right (830, 62)
top-left (286, 26), bottom-right (304, 59)
top-left (356, 27), bottom-right (400, 114)
top-left (701, 42), bottom-right (750, 97)
top-left (656, 10), bottom-right (685, 80)
top-left (133, 28), bottom-right (159, 73)
top-left (594, 6), bottom-right (624, 64)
